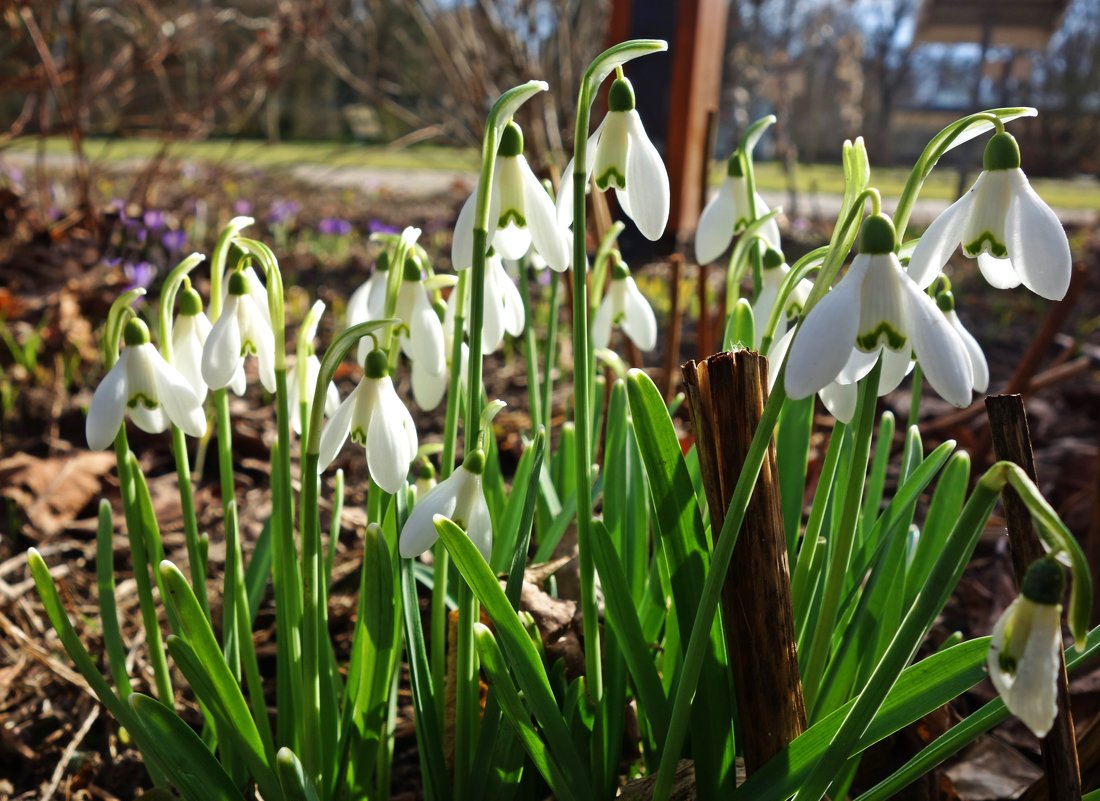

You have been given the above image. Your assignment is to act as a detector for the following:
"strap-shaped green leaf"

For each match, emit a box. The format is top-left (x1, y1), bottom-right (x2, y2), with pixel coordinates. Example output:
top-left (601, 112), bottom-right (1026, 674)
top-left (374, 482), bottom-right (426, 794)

top-left (434, 516), bottom-right (592, 792)
top-left (276, 748), bottom-right (322, 801)
top-left (128, 694), bottom-right (245, 801)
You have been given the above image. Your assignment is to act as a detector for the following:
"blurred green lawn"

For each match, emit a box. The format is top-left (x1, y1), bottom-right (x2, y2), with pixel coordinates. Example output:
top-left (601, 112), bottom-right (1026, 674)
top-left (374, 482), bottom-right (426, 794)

top-left (6, 137), bottom-right (1098, 210)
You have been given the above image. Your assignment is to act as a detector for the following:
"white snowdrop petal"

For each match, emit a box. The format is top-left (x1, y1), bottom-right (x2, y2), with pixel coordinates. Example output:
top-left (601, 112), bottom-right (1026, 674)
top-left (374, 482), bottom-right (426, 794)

top-left (465, 486), bottom-right (493, 563)
top-left (948, 310), bottom-right (989, 393)
top-left (622, 276), bottom-right (658, 351)
top-left (592, 294), bottom-right (614, 350)
top-left (493, 223), bottom-right (531, 261)
top-left (324, 380), bottom-right (341, 417)
top-left (877, 346), bottom-right (914, 396)
top-left (130, 403), bottom-right (169, 434)
top-left (254, 327), bottom-right (277, 394)
top-left (594, 112), bottom-right (631, 192)
top-left (1005, 169), bottom-right (1072, 301)
top-left (347, 277), bottom-right (374, 326)
top-left (152, 355), bottom-right (206, 437)
top-left (785, 257), bottom-right (869, 400)
top-left (229, 364), bottom-right (247, 396)
top-left (406, 288), bottom-right (446, 375)
top-left (908, 190), bottom-right (975, 289)
top-left (366, 380), bottom-right (414, 494)
top-left (556, 121), bottom-right (604, 228)
top-left (836, 344), bottom-right (879, 385)
top-left (451, 188), bottom-right (479, 271)
top-left (317, 381), bottom-right (360, 472)
top-left (977, 253), bottom-right (1022, 289)
top-left (400, 478), bottom-right (460, 558)
top-left (764, 327), bottom-right (794, 393)
top-left (899, 274), bottom-right (973, 408)
top-left (173, 314), bottom-right (210, 404)
top-left (753, 193), bottom-right (782, 247)
top-left (1010, 603), bottom-right (1062, 738)
top-left (495, 261), bottom-right (526, 338)
top-left (412, 357), bottom-right (447, 411)
top-left (819, 380), bottom-right (858, 424)
top-left (695, 175), bottom-right (737, 265)
top-left (962, 171), bottom-right (1012, 257)
top-left (520, 161), bottom-right (569, 272)
top-left (202, 298), bottom-right (243, 390)
top-left (621, 111), bottom-right (669, 241)
top-left (86, 356), bottom-right (129, 450)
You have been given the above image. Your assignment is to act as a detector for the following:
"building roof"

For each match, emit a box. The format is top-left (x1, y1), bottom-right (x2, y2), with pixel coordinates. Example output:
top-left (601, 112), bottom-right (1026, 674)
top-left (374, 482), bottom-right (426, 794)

top-left (914, 0), bottom-right (1070, 48)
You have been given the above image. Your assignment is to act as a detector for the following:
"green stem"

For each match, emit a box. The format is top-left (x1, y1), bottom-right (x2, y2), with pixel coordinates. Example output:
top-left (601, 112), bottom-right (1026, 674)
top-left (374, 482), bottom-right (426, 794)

top-left (95, 500), bottom-right (133, 696)
top-left (171, 425), bottom-right (210, 619)
top-left (518, 258), bottom-right (543, 430)
top-left (802, 358), bottom-right (882, 713)
top-left (541, 270), bottom-right (560, 435)
top-left (907, 364), bottom-right (923, 429)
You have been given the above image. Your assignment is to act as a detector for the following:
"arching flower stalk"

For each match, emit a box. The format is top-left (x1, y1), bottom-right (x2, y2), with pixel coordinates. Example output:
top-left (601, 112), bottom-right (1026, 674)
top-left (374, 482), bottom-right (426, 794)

top-left (907, 130), bottom-right (1071, 301)
top-left (87, 318), bottom-right (206, 450)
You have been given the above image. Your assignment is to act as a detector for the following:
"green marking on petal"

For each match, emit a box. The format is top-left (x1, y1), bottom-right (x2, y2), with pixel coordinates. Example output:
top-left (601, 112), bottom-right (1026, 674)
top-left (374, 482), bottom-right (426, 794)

top-left (998, 652), bottom-right (1018, 674)
top-left (857, 323), bottom-right (907, 351)
top-left (128, 393), bottom-right (158, 410)
top-left (596, 168), bottom-right (626, 191)
top-left (241, 338), bottom-right (258, 356)
top-left (350, 426), bottom-right (367, 446)
top-left (963, 233), bottom-right (1008, 258)
top-left (498, 209), bottom-right (527, 228)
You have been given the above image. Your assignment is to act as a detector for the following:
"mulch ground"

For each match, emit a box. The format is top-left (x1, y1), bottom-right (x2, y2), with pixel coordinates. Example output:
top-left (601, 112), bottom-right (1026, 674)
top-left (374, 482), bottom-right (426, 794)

top-left (1, 162), bottom-right (1098, 800)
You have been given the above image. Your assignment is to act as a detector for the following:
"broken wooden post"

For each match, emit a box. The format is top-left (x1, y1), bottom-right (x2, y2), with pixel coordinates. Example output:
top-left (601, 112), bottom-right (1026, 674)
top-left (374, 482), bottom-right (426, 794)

top-left (986, 393), bottom-right (1081, 801)
top-left (682, 350), bottom-right (806, 773)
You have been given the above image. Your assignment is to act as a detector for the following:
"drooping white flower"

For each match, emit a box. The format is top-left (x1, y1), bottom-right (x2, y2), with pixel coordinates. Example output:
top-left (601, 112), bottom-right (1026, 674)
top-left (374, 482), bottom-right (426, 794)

top-left (453, 122), bottom-right (569, 272)
top-left (936, 291), bottom-right (989, 394)
top-left (174, 285), bottom-right (246, 399)
top-left (87, 318), bottom-right (206, 450)
top-left (557, 75), bottom-right (670, 241)
top-left (288, 300), bottom-right (340, 436)
top-left (446, 252), bottom-right (525, 354)
top-left (695, 153), bottom-right (782, 264)
top-left (752, 248), bottom-right (811, 347)
top-left (785, 214), bottom-right (973, 408)
top-left (988, 558), bottom-right (1065, 738)
top-left (317, 349), bottom-right (417, 493)
top-left (347, 250), bottom-right (390, 329)
top-left (592, 257), bottom-right (657, 351)
top-left (908, 131), bottom-right (1071, 301)
top-left (202, 270), bottom-right (276, 393)
top-left (399, 450), bottom-right (492, 561)
top-left (395, 255), bottom-right (446, 376)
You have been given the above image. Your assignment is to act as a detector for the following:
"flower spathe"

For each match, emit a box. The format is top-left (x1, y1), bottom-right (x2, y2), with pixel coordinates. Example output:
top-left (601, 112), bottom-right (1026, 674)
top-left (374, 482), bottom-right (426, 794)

top-left (695, 153), bottom-right (782, 265)
top-left (908, 131), bottom-right (1071, 301)
top-left (557, 75), bottom-right (670, 241)
top-left (87, 318), bottom-right (206, 450)
top-left (988, 558), bottom-right (1066, 738)
top-left (317, 349), bottom-right (417, 494)
top-left (592, 257), bottom-right (657, 351)
top-left (785, 214), bottom-right (973, 408)
top-left (452, 122), bottom-right (568, 272)
top-left (399, 450), bottom-right (492, 562)
top-left (202, 270), bottom-right (276, 393)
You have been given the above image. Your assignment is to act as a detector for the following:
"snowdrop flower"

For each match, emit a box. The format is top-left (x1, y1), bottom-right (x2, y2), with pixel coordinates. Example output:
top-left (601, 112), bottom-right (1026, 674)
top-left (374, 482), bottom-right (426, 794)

top-left (288, 300), bottom-right (340, 436)
top-left (988, 557), bottom-right (1065, 738)
top-left (415, 459), bottom-right (437, 500)
top-left (172, 285), bottom-right (213, 403)
top-left (557, 75), bottom-right (670, 241)
top-left (593, 256), bottom-right (657, 351)
top-left (752, 248), bottom-right (811, 346)
top-left (348, 250), bottom-right (390, 329)
top-left (446, 252), bottom-right (524, 354)
top-left (87, 318), bottom-right (206, 450)
top-left (908, 131), bottom-right (1071, 301)
top-left (412, 300), bottom-right (467, 412)
top-left (937, 291), bottom-right (989, 394)
top-left (785, 214), bottom-right (973, 408)
top-left (202, 270), bottom-right (276, 393)
top-left (399, 450), bottom-right (491, 561)
top-left (317, 348), bottom-right (417, 493)
top-left (452, 122), bottom-right (568, 271)
top-left (396, 255), bottom-right (446, 376)
top-left (695, 152), bottom-right (781, 264)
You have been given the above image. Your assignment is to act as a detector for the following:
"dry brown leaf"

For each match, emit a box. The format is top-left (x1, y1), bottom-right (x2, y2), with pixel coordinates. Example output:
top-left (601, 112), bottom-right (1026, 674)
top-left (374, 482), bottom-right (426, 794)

top-left (0, 451), bottom-right (115, 538)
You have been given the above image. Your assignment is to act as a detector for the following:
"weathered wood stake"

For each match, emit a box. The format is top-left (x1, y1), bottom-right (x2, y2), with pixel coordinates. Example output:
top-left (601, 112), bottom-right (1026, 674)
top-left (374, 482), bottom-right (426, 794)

top-left (986, 393), bottom-right (1081, 801)
top-left (682, 350), bottom-right (806, 773)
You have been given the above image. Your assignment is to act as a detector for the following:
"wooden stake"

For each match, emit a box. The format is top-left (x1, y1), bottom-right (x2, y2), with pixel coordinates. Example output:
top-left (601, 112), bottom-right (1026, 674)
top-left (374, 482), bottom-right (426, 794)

top-left (682, 350), bottom-right (806, 773)
top-left (986, 393), bottom-right (1081, 800)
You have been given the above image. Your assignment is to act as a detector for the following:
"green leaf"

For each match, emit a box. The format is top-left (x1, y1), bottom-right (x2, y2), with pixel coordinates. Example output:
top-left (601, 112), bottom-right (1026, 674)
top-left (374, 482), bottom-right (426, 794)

top-left (741, 638), bottom-right (991, 798)
top-left (276, 748), bottom-right (322, 801)
top-left (776, 395), bottom-right (815, 559)
top-left (128, 694), bottom-right (245, 801)
top-left (95, 500), bottom-right (132, 696)
top-left (905, 452), bottom-right (970, 606)
top-left (434, 516), bottom-right (592, 792)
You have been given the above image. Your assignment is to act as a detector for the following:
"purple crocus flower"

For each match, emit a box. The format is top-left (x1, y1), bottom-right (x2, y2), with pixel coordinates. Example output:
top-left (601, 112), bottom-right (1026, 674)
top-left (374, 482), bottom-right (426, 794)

top-left (268, 199), bottom-right (300, 225)
top-left (369, 220), bottom-right (400, 235)
top-left (123, 261), bottom-right (157, 292)
top-left (143, 210), bottom-right (166, 230)
top-left (234, 199), bottom-right (254, 216)
top-left (319, 217), bottom-right (353, 236)
top-left (162, 229), bottom-right (187, 253)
